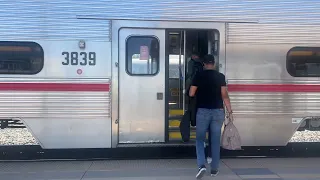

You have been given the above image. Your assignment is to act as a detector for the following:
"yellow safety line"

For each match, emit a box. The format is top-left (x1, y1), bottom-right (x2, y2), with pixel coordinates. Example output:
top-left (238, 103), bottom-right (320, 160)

top-left (169, 132), bottom-right (210, 139)
top-left (169, 132), bottom-right (196, 139)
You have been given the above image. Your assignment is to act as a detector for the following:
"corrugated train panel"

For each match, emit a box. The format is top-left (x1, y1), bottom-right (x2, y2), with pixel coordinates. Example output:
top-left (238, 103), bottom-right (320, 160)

top-left (0, 1), bottom-right (111, 41)
top-left (230, 92), bottom-right (320, 116)
top-left (0, 78), bottom-right (112, 120)
top-left (1, 0), bottom-right (320, 40)
top-left (227, 23), bottom-right (320, 44)
top-left (73, 0), bottom-right (320, 24)
top-left (0, 92), bottom-right (111, 119)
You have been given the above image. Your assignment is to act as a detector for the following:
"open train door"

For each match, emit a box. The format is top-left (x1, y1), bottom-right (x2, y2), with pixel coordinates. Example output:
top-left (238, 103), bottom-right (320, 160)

top-left (112, 20), bottom-right (226, 147)
top-left (118, 28), bottom-right (166, 144)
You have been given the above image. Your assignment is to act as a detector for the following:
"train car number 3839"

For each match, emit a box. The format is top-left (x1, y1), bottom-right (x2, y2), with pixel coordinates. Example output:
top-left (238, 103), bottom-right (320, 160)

top-left (62, 52), bottom-right (96, 66)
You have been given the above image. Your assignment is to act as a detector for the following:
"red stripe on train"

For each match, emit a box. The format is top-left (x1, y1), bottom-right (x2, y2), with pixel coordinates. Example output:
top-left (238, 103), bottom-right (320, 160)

top-left (0, 83), bottom-right (110, 91)
top-left (228, 84), bottom-right (320, 92)
top-left (0, 83), bottom-right (318, 92)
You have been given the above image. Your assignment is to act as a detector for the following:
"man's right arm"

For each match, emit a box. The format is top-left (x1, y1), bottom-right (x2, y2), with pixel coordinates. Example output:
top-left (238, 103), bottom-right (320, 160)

top-left (220, 74), bottom-right (232, 114)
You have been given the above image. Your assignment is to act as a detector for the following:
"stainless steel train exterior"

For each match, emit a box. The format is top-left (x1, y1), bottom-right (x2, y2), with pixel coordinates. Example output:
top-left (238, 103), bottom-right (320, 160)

top-left (1, 0), bottom-right (320, 149)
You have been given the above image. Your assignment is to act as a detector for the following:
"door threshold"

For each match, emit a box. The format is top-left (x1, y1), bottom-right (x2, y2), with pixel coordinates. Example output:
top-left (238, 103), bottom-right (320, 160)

top-left (117, 141), bottom-right (196, 148)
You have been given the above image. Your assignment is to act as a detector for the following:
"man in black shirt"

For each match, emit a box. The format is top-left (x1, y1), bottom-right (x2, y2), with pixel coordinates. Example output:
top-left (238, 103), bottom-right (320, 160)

top-left (189, 54), bottom-right (233, 179)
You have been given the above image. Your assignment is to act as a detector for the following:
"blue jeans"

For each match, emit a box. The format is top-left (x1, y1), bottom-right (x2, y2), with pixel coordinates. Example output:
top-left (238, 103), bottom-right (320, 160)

top-left (196, 108), bottom-right (225, 170)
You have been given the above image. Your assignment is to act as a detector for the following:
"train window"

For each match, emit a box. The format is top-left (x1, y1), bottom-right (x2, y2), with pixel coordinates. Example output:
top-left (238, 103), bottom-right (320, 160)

top-left (0, 41), bottom-right (44, 74)
top-left (126, 36), bottom-right (159, 75)
top-left (287, 47), bottom-right (320, 77)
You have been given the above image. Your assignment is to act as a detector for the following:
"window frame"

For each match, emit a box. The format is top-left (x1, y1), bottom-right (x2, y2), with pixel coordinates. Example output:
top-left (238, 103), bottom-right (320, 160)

top-left (286, 46), bottom-right (320, 77)
top-left (125, 35), bottom-right (160, 76)
top-left (0, 41), bottom-right (44, 75)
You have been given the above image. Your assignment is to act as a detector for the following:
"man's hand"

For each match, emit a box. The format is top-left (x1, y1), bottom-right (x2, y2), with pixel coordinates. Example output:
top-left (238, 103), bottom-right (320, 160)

top-left (226, 110), bottom-right (234, 122)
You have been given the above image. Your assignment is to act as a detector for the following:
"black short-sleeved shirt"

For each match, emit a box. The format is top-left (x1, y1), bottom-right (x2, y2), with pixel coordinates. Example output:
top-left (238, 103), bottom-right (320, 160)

top-left (191, 70), bottom-right (227, 109)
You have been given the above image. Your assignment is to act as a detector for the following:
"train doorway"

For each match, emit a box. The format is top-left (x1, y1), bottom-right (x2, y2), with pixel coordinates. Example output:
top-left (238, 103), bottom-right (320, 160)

top-left (113, 20), bottom-right (225, 147)
top-left (166, 29), bottom-right (221, 143)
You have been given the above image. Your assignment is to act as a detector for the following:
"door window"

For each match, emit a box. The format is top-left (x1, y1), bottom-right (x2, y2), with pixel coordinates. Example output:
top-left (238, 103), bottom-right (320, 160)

top-left (126, 36), bottom-right (159, 75)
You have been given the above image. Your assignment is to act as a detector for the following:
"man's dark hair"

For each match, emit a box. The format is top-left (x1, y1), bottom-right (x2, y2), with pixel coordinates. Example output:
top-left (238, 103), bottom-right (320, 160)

top-left (191, 51), bottom-right (199, 58)
top-left (203, 54), bottom-right (215, 64)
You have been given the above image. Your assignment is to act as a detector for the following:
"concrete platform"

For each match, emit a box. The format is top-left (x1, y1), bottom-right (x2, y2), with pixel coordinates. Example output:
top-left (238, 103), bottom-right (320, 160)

top-left (0, 158), bottom-right (320, 180)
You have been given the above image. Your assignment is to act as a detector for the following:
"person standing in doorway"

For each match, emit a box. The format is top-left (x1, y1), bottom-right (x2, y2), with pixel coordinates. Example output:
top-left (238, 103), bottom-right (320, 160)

top-left (185, 52), bottom-right (203, 127)
top-left (186, 52), bottom-right (202, 81)
top-left (189, 54), bottom-right (233, 179)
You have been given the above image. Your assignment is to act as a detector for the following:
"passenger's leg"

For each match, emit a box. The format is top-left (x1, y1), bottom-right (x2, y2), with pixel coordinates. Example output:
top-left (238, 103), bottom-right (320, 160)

top-left (209, 109), bottom-right (225, 173)
top-left (207, 126), bottom-right (212, 163)
top-left (195, 108), bottom-right (210, 178)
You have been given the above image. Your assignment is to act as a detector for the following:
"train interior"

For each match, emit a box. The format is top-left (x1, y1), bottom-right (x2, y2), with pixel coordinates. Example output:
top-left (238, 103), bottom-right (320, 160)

top-left (166, 29), bottom-right (220, 143)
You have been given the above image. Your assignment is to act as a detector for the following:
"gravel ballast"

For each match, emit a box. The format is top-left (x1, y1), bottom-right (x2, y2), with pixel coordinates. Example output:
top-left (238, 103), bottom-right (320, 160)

top-left (0, 128), bottom-right (318, 145)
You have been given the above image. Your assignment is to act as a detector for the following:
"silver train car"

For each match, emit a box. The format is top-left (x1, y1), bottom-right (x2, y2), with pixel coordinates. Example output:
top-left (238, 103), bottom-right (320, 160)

top-left (0, 0), bottom-right (320, 149)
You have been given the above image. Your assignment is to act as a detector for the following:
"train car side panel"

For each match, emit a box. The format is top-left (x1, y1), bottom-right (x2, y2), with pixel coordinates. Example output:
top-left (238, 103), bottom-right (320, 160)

top-left (0, 41), bottom-right (112, 78)
top-left (0, 39), bottom-right (113, 149)
top-left (226, 23), bottom-right (320, 146)
top-left (43, 41), bottom-right (111, 78)
top-left (0, 81), bottom-right (112, 149)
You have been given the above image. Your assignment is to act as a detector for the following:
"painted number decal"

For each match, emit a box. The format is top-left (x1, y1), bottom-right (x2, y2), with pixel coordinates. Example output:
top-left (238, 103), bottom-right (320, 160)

top-left (62, 52), bottom-right (96, 66)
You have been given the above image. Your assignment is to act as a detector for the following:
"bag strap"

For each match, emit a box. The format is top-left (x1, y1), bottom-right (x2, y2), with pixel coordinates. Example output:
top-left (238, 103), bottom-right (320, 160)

top-left (224, 111), bottom-right (234, 125)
